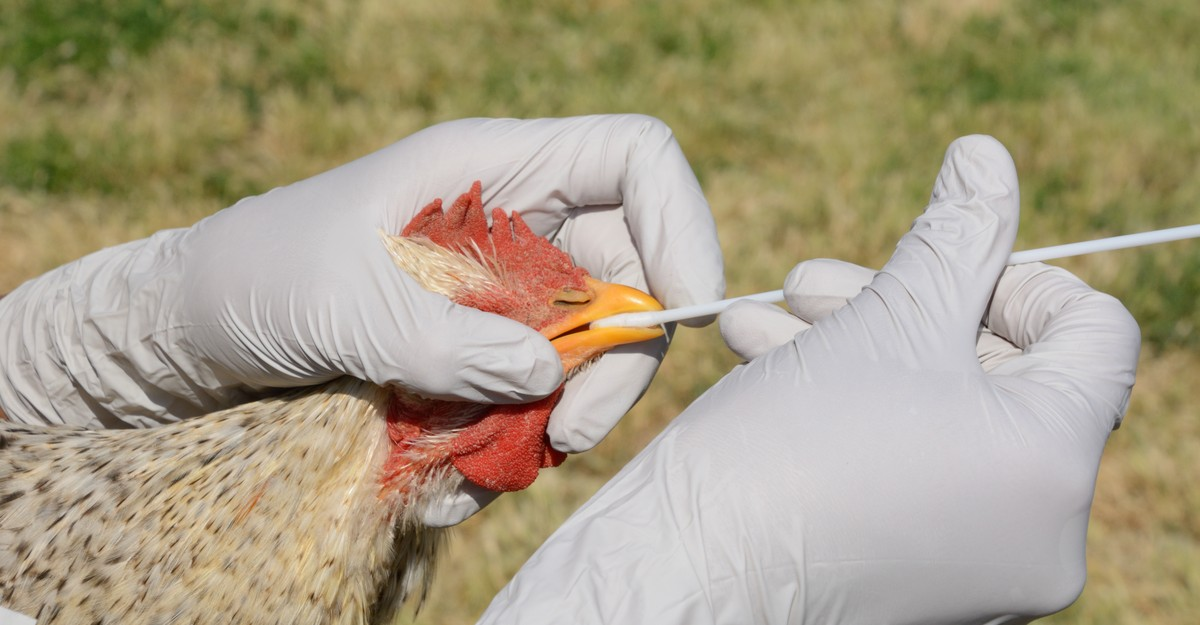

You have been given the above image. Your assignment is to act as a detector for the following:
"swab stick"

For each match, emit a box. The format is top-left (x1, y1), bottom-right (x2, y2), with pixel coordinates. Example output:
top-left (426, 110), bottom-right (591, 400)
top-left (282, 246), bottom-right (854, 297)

top-left (591, 224), bottom-right (1200, 329)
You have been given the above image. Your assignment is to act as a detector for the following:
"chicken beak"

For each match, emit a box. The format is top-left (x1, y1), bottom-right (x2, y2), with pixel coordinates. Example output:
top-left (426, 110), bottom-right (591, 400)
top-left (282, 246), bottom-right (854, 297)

top-left (542, 277), bottom-right (665, 371)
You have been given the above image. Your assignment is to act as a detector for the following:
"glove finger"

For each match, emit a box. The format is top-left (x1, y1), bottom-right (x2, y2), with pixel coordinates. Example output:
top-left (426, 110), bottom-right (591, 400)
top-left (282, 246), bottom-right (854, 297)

top-left (547, 211), bottom-right (667, 452)
top-left (986, 263), bottom-right (1141, 430)
top-left (419, 481), bottom-right (503, 528)
top-left (551, 204), bottom-right (644, 292)
top-left (340, 239), bottom-right (566, 403)
top-left (181, 179), bottom-right (568, 405)
top-left (417, 115), bottom-right (725, 322)
top-left (719, 300), bottom-right (811, 361)
top-left (547, 338), bottom-right (667, 453)
top-left (783, 259), bottom-right (877, 324)
top-left (864, 135), bottom-right (1019, 365)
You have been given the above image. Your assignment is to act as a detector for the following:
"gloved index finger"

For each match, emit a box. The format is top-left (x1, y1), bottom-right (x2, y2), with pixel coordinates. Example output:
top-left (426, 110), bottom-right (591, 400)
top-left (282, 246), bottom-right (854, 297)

top-left (866, 135), bottom-right (1020, 365)
top-left (547, 206), bottom-right (667, 452)
top-left (328, 228), bottom-right (567, 404)
top-left (441, 115), bottom-right (726, 320)
top-left (612, 116), bottom-right (726, 322)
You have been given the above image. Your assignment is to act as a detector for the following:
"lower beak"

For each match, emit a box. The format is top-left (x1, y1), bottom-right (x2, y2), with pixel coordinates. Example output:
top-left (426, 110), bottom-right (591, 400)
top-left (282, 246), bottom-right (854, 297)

top-left (541, 277), bottom-right (665, 371)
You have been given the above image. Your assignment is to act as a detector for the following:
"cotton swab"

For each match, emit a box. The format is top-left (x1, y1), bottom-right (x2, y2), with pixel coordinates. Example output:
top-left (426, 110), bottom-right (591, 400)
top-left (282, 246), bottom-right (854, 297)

top-left (591, 224), bottom-right (1200, 329)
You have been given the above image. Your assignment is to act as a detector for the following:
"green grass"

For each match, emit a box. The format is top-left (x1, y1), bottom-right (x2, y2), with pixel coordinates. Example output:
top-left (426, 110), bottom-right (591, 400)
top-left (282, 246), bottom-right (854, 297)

top-left (2, 0), bottom-right (1198, 622)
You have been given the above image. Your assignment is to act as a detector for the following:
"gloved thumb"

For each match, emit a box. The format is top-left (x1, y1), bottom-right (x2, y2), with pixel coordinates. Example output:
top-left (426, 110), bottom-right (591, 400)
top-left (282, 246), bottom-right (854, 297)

top-left (719, 259), bottom-right (876, 360)
top-left (719, 300), bottom-right (809, 361)
top-left (350, 259), bottom-right (566, 404)
top-left (863, 135), bottom-right (1019, 365)
top-left (783, 259), bottom-right (877, 323)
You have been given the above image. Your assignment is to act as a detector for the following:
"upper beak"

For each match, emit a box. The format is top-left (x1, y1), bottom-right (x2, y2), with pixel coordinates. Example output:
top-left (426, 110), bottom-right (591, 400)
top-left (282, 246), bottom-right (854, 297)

top-left (541, 276), bottom-right (665, 371)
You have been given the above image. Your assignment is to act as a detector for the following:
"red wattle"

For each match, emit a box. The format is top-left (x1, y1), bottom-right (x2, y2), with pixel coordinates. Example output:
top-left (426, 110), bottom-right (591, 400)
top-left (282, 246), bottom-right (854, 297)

top-left (449, 389), bottom-right (565, 492)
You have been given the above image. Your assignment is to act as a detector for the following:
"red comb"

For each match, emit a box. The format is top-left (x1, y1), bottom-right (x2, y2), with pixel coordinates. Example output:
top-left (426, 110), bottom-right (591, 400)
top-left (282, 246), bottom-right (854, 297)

top-left (402, 182), bottom-right (584, 292)
top-left (392, 182), bottom-right (578, 493)
top-left (401, 181), bottom-right (492, 251)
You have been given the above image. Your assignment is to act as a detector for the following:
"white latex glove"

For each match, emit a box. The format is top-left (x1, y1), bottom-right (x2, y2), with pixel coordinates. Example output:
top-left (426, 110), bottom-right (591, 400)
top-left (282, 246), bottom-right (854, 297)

top-left (722, 259), bottom-right (1026, 373)
top-left (0, 605), bottom-right (35, 625)
top-left (720, 258), bottom-right (878, 362)
top-left (0, 115), bottom-right (724, 519)
top-left (478, 135), bottom-right (1141, 624)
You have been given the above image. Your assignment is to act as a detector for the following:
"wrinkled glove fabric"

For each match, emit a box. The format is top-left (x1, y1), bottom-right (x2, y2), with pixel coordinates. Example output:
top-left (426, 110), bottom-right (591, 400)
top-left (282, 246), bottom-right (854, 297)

top-left (479, 136), bottom-right (1140, 624)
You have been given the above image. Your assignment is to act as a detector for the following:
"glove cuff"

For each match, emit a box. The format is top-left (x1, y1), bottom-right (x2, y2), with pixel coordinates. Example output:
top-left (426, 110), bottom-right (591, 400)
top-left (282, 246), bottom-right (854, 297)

top-left (0, 229), bottom-right (226, 426)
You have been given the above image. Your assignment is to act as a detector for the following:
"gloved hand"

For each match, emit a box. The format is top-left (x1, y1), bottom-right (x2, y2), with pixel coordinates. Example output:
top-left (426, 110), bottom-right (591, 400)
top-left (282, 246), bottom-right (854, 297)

top-left (478, 135), bottom-right (1141, 624)
top-left (0, 115), bottom-right (724, 523)
top-left (721, 259), bottom-right (1029, 374)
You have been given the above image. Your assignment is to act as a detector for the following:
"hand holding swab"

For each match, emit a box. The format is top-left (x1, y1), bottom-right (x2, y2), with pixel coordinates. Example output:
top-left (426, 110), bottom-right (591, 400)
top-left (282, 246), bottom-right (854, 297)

top-left (592, 224), bottom-right (1200, 329)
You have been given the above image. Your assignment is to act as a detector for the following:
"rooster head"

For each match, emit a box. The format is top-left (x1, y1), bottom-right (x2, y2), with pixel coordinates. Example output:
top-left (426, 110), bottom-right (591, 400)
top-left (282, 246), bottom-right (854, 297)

top-left (380, 182), bottom-right (665, 493)
top-left (384, 181), bottom-right (664, 371)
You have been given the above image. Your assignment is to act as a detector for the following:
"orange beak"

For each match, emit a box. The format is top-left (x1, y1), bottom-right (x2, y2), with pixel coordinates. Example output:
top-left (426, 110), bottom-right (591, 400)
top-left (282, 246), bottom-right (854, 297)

top-left (540, 277), bottom-right (665, 371)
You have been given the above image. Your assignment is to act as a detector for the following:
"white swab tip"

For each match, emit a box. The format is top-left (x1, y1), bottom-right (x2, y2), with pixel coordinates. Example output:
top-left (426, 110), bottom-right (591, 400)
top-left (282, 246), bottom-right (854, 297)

top-left (590, 313), bottom-right (658, 329)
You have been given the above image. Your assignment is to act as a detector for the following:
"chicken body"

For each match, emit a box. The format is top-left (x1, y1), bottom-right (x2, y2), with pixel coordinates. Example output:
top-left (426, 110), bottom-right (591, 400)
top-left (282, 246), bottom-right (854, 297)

top-left (0, 183), bottom-right (663, 624)
top-left (1, 379), bottom-right (441, 625)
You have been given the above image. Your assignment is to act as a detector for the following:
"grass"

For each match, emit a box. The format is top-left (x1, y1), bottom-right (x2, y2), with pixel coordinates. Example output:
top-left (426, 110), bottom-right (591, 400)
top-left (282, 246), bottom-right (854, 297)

top-left (1, 0), bottom-right (1198, 622)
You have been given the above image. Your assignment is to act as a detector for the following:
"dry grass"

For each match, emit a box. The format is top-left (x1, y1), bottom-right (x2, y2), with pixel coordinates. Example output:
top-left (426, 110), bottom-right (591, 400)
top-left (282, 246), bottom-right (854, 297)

top-left (2, 0), bottom-right (1197, 622)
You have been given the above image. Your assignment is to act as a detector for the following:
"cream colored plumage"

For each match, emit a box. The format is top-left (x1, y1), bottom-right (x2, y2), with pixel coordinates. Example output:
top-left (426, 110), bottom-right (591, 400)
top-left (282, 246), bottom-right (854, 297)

top-left (0, 184), bottom-right (664, 624)
top-left (1, 380), bottom-right (449, 624)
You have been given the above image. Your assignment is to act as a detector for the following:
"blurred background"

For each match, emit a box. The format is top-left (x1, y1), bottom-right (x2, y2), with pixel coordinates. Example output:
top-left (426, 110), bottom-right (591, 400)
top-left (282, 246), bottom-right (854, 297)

top-left (1, 0), bottom-right (1197, 622)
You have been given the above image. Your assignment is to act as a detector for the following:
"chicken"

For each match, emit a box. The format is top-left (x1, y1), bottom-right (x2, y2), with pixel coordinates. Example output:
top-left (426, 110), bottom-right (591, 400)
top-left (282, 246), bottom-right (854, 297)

top-left (0, 182), bottom-right (665, 625)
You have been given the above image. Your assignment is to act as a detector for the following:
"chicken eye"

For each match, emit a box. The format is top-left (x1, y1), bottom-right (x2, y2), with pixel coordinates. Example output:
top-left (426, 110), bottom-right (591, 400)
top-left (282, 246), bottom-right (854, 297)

top-left (552, 287), bottom-right (592, 307)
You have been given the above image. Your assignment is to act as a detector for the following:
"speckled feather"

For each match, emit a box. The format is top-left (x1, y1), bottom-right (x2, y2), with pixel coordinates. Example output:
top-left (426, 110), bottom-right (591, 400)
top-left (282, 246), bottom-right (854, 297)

top-left (0, 183), bottom-right (596, 624)
top-left (1, 380), bottom-right (447, 624)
